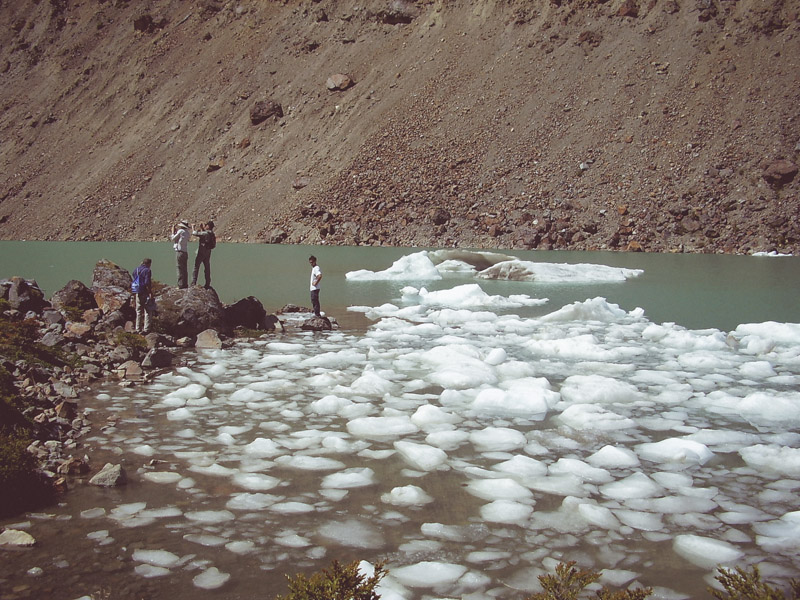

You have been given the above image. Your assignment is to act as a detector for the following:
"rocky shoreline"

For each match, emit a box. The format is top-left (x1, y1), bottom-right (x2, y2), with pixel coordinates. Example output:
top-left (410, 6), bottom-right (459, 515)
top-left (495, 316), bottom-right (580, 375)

top-left (0, 258), bottom-right (334, 522)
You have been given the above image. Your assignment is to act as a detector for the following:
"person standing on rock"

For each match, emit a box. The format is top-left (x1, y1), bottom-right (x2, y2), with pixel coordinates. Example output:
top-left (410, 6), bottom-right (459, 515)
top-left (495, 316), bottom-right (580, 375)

top-left (309, 255), bottom-right (323, 317)
top-left (171, 219), bottom-right (190, 289)
top-left (191, 220), bottom-right (216, 289)
top-left (131, 258), bottom-right (153, 334)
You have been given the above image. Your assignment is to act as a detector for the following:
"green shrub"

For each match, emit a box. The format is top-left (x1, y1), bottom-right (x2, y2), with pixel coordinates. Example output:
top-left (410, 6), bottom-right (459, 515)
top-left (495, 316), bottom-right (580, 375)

top-left (0, 431), bottom-right (54, 518)
top-left (276, 560), bottom-right (387, 600)
top-left (711, 565), bottom-right (800, 600)
top-left (114, 330), bottom-right (148, 351)
top-left (526, 562), bottom-right (652, 600)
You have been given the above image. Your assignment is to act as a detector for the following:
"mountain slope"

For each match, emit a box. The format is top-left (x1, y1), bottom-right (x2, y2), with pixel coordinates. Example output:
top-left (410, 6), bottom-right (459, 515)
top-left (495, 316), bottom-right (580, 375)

top-left (1, 0), bottom-right (798, 253)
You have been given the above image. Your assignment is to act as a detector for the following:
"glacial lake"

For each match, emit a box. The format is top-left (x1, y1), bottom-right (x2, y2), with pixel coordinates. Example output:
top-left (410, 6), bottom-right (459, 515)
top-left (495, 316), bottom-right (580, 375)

top-left (1, 242), bottom-right (799, 600)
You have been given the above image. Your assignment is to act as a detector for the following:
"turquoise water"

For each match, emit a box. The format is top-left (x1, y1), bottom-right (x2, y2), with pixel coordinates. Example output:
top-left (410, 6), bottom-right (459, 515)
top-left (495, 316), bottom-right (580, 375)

top-left (1, 241), bottom-right (798, 331)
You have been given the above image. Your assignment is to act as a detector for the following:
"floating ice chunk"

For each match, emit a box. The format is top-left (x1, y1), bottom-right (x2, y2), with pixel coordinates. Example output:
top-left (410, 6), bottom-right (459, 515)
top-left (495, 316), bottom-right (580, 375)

top-left (347, 416), bottom-right (419, 439)
top-left (539, 298), bottom-right (634, 323)
top-left (271, 501), bottom-right (316, 514)
top-left (559, 404), bottom-right (636, 431)
top-left (381, 485), bottom-right (434, 506)
top-left (142, 472), bottom-right (183, 484)
top-left (739, 445), bottom-right (800, 477)
top-left (190, 463), bottom-right (236, 477)
top-left (193, 567), bottom-right (230, 590)
top-left (226, 493), bottom-right (280, 511)
top-left (478, 261), bottom-right (641, 283)
top-left (243, 437), bottom-right (282, 458)
top-left (167, 383), bottom-right (207, 399)
top-left (549, 458), bottom-right (613, 484)
top-left (672, 534), bottom-right (744, 569)
top-left (737, 392), bottom-right (800, 427)
top-left (404, 283), bottom-right (543, 310)
top-left (185, 510), bottom-right (235, 524)
top-left (472, 381), bottom-right (556, 419)
top-left (739, 361), bottom-right (777, 379)
top-left (599, 569), bottom-right (640, 588)
top-left (346, 252), bottom-right (443, 281)
top-left (466, 478), bottom-right (533, 501)
top-left (587, 445), bottom-right (641, 469)
top-left (318, 519), bottom-right (384, 549)
top-left (469, 427), bottom-right (526, 452)
top-left (275, 532), bottom-right (311, 547)
top-left (135, 564), bottom-right (171, 578)
top-left (636, 438), bottom-right (714, 465)
top-left (133, 549), bottom-right (181, 568)
top-left (426, 430), bottom-right (470, 450)
top-left (411, 404), bottom-right (461, 429)
top-left (80, 508), bottom-right (106, 519)
top-left (614, 509), bottom-right (664, 531)
top-left (485, 348), bottom-right (507, 365)
top-left (275, 455), bottom-right (346, 471)
top-left (132, 445), bottom-right (156, 457)
top-left (600, 473), bottom-right (663, 500)
top-left (390, 561), bottom-right (468, 588)
top-left (393, 441), bottom-right (448, 471)
top-left (734, 322), bottom-right (800, 345)
top-left (166, 407), bottom-right (194, 421)
top-left (321, 467), bottom-right (376, 489)
top-left (87, 529), bottom-right (110, 541)
top-left (225, 540), bottom-right (256, 554)
top-left (493, 455), bottom-right (548, 478)
top-left (577, 503), bottom-right (621, 529)
top-left (310, 395), bottom-right (354, 415)
top-left (184, 534), bottom-right (227, 547)
top-left (231, 473), bottom-right (281, 491)
top-left (560, 375), bottom-right (641, 404)
top-left (753, 510), bottom-right (800, 552)
top-left (480, 500), bottom-right (533, 524)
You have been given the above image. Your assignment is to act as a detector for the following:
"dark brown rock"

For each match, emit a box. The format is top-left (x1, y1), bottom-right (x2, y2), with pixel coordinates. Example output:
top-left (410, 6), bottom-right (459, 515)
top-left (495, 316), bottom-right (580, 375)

top-left (250, 100), bottom-right (283, 125)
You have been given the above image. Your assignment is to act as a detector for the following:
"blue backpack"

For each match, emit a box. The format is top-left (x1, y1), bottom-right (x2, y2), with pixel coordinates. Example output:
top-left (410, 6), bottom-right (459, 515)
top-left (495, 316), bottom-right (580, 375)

top-left (131, 268), bottom-right (141, 293)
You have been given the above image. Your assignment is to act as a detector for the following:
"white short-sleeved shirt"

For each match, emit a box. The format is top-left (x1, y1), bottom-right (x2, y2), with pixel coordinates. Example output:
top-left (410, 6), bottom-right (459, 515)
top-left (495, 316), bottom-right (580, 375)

top-left (310, 265), bottom-right (321, 291)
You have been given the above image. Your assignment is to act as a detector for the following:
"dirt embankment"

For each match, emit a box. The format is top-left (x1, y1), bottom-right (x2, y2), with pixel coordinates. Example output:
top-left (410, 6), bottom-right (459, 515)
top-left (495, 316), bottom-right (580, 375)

top-left (0, 0), bottom-right (798, 254)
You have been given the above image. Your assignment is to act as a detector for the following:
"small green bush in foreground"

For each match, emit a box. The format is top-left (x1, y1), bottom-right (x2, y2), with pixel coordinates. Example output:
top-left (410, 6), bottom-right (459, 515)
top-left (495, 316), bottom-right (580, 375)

top-left (277, 559), bottom-right (386, 600)
top-left (275, 560), bottom-right (798, 600)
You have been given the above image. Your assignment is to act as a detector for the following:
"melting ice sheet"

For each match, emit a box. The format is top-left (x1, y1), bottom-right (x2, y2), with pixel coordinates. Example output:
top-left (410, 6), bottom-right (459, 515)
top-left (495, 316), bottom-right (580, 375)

top-left (345, 249), bottom-right (643, 282)
top-left (80, 288), bottom-right (800, 598)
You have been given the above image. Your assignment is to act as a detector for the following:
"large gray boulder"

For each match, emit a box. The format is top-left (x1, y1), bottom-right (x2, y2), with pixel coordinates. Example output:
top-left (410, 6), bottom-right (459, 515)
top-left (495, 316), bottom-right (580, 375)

top-left (2, 277), bottom-right (49, 313)
top-left (155, 286), bottom-right (227, 338)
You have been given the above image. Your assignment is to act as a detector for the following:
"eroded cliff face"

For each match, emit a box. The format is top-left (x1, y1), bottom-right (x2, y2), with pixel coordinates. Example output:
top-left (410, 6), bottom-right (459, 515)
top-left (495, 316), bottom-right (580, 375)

top-left (0, 0), bottom-right (798, 253)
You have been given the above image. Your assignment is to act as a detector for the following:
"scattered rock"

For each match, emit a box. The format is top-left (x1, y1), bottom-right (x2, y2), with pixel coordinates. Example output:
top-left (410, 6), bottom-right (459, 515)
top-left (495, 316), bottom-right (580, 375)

top-left (89, 463), bottom-right (127, 487)
top-left (250, 100), bottom-right (283, 125)
top-left (141, 348), bottom-right (173, 368)
top-left (326, 73), bottom-right (354, 91)
top-left (195, 329), bottom-right (223, 349)
top-left (762, 159), bottom-right (798, 186)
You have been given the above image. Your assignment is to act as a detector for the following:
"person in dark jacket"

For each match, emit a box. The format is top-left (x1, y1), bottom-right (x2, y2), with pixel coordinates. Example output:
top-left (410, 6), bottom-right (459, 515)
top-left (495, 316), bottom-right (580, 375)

top-left (131, 258), bottom-right (153, 333)
top-left (191, 220), bottom-right (216, 289)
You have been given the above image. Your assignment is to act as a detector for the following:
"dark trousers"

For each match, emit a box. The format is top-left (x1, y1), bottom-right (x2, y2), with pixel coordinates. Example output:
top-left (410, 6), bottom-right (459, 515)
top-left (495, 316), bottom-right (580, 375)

top-left (192, 248), bottom-right (211, 288)
top-left (176, 251), bottom-right (188, 289)
top-left (310, 289), bottom-right (321, 316)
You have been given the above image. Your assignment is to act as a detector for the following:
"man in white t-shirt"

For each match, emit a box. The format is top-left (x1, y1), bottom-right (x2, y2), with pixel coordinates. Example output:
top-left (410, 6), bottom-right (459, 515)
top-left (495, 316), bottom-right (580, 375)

top-left (309, 255), bottom-right (322, 317)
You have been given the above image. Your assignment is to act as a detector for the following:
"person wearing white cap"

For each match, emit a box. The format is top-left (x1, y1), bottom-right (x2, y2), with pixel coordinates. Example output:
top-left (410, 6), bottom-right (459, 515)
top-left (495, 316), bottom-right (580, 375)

top-left (171, 219), bottom-right (191, 289)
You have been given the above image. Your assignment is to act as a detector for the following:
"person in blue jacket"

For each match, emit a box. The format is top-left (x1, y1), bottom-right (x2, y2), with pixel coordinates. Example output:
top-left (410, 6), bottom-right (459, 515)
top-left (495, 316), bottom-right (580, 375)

top-left (131, 258), bottom-right (153, 333)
